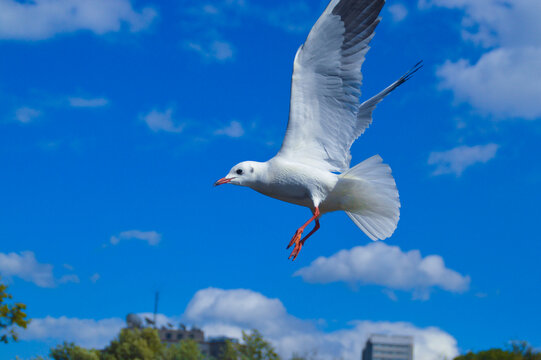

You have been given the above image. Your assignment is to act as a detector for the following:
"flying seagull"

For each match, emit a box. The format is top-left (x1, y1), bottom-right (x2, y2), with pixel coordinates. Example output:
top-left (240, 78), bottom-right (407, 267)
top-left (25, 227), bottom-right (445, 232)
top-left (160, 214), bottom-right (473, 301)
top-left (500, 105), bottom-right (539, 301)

top-left (215, 0), bottom-right (421, 260)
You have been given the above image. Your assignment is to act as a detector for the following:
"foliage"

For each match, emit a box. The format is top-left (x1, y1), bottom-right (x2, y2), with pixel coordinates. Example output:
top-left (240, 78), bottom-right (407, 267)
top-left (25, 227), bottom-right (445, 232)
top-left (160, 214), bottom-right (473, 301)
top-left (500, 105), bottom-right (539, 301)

top-left (101, 327), bottom-right (164, 360)
top-left (50, 342), bottom-right (100, 360)
top-left (162, 339), bottom-right (204, 360)
top-left (0, 280), bottom-right (29, 343)
top-left (454, 341), bottom-right (541, 360)
top-left (215, 330), bottom-right (280, 360)
top-left (219, 340), bottom-right (241, 360)
top-left (30, 327), bottom-right (287, 360)
top-left (510, 342), bottom-right (541, 360)
top-left (289, 351), bottom-right (318, 360)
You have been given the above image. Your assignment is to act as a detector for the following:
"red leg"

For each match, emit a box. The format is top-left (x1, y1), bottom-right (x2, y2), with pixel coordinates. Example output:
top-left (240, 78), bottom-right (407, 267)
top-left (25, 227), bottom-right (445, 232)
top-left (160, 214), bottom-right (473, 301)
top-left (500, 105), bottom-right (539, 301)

top-left (288, 207), bottom-right (320, 261)
top-left (301, 218), bottom-right (320, 245)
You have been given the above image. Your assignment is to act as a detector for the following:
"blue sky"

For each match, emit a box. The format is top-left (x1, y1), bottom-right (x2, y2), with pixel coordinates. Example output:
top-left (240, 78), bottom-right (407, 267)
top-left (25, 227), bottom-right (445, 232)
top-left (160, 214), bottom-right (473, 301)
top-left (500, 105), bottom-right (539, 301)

top-left (1, 0), bottom-right (540, 359)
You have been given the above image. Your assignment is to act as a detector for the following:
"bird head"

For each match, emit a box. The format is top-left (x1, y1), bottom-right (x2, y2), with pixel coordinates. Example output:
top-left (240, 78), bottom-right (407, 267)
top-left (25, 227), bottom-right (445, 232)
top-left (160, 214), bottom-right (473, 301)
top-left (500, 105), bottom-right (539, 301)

top-left (214, 161), bottom-right (262, 187)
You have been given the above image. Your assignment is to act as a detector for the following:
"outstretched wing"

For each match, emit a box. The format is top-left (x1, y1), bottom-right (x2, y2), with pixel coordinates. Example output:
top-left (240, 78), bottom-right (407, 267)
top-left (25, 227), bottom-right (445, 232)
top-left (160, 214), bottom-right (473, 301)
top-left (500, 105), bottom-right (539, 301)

top-left (277, 0), bottom-right (385, 173)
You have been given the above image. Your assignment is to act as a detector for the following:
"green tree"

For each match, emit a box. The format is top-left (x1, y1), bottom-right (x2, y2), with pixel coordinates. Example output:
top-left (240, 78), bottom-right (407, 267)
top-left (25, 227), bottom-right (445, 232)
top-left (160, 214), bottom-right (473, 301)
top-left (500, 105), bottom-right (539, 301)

top-left (50, 342), bottom-right (100, 360)
top-left (102, 327), bottom-right (164, 360)
top-left (162, 339), bottom-right (204, 360)
top-left (510, 341), bottom-right (541, 360)
top-left (454, 342), bottom-right (541, 360)
top-left (237, 330), bottom-right (280, 360)
top-left (0, 280), bottom-right (29, 343)
top-left (219, 340), bottom-right (240, 360)
top-left (289, 351), bottom-right (318, 360)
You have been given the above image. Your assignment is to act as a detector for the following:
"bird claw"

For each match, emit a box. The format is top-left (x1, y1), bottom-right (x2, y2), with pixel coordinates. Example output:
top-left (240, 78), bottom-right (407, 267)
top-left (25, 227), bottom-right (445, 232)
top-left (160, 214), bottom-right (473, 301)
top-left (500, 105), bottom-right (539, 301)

top-left (287, 229), bottom-right (303, 249)
top-left (287, 229), bottom-right (304, 261)
top-left (288, 242), bottom-right (303, 261)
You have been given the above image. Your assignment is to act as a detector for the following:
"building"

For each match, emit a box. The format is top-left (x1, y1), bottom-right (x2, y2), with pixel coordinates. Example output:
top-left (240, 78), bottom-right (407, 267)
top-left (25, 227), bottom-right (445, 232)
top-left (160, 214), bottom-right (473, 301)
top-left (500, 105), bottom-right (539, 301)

top-left (125, 313), bottom-right (235, 358)
top-left (158, 325), bottom-right (205, 344)
top-left (208, 336), bottom-right (239, 358)
top-left (361, 334), bottom-right (413, 360)
top-left (158, 327), bottom-right (235, 358)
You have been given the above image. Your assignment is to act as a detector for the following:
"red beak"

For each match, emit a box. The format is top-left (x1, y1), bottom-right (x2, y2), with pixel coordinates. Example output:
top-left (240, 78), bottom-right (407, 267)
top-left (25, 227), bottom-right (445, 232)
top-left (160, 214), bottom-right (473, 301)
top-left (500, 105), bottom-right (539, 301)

top-left (214, 177), bottom-right (233, 186)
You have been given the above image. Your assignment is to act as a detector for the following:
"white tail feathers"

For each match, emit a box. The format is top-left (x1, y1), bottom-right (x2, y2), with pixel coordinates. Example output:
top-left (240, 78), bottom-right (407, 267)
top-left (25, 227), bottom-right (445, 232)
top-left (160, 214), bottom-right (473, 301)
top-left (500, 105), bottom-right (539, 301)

top-left (340, 155), bottom-right (400, 241)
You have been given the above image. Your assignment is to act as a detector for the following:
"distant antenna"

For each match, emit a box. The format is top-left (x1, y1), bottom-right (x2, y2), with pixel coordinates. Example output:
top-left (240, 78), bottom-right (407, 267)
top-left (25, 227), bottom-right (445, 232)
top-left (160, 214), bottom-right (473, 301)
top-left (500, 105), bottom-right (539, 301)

top-left (153, 291), bottom-right (159, 329)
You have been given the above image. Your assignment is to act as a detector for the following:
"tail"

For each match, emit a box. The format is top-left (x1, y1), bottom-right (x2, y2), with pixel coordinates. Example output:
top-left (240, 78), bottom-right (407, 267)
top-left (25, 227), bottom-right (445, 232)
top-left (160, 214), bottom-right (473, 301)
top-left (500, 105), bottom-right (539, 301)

top-left (340, 155), bottom-right (400, 241)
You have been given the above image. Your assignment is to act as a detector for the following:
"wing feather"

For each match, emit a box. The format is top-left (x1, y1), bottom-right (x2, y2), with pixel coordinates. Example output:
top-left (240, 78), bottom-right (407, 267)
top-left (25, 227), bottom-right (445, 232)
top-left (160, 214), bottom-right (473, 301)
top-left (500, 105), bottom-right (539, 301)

top-left (277, 0), bottom-right (385, 172)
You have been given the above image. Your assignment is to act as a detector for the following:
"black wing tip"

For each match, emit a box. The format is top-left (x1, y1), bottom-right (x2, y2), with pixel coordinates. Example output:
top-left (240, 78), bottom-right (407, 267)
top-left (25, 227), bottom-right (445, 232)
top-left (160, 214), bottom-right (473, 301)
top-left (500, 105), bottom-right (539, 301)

top-left (405, 60), bottom-right (424, 79)
top-left (398, 60), bottom-right (423, 84)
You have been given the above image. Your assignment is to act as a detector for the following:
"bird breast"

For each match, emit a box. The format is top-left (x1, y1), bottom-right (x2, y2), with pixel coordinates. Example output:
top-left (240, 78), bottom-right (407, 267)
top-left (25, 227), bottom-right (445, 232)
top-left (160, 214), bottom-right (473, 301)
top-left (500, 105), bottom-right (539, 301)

top-left (250, 158), bottom-right (339, 209)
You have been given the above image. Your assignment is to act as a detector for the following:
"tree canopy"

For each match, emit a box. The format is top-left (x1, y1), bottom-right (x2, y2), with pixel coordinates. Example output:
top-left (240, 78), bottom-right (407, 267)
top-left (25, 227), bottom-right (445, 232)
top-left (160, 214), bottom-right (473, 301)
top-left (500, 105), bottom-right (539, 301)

top-left (229, 330), bottom-right (280, 360)
top-left (0, 279), bottom-right (29, 343)
top-left (50, 342), bottom-right (100, 360)
top-left (163, 338), bottom-right (204, 360)
top-left (101, 327), bottom-right (164, 360)
top-left (455, 342), bottom-right (541, 360)
top-left (47, 328), bottom-right (206, 360)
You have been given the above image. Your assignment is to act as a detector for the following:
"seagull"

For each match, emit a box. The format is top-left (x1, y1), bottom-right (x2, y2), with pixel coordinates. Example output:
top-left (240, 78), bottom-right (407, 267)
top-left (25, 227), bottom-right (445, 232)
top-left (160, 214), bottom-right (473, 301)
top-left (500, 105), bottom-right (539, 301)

top-left (215, 0), bottom-right (421, 260)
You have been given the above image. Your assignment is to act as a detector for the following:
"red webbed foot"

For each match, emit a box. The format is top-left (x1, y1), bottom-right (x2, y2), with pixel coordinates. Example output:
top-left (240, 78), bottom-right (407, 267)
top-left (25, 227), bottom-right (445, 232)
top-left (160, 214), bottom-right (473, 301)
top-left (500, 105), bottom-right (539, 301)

top-left (288, 240), bottom-right (304, 261)
top-left (287, 229), bottom-right (303, 249)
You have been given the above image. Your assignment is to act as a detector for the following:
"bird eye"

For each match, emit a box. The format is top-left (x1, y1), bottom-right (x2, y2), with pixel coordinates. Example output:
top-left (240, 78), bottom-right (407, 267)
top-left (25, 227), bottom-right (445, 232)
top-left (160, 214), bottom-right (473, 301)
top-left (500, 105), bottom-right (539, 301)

top-left (236, 169), bottom-right (243, 175)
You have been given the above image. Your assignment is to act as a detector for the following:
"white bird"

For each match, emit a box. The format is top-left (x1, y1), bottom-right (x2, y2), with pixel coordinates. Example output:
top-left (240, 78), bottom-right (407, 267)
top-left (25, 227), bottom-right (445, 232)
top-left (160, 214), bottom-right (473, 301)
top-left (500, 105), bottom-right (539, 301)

top-left (215, 0), bottom-right (421, 260)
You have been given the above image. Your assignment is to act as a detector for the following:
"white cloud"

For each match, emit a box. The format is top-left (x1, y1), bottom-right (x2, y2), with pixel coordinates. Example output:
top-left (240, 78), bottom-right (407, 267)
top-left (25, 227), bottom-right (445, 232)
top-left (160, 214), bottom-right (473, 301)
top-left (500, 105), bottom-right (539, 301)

top-left (15, 107), bottom-right (41, 123)
top-left (437, 48), bottom-right (541, 120)
top-left (59, 274), bottom-right (80, 284)
top-left (294, 243), bottom-right (470, 299)
top-left (0, 0), bottom-right (157, 40)
top-left (186, 40), bottom-right (234, 62)
top-left (142, 108), bottom-right (184, 133)
top-left (183, 1), bottom-right (316, 62)
top-left (422, 0), bottom-right (541, 119)
top-left (110, 230), bottom-right (162, 246)
top-left (382, 289), bottom-right (398, 301)
top-left (262, 2), bottom-right (315, 34)
top-left (68, 97), bottom-right (109, 108)
top-left (0, 251), bottom-right (55, 287)
top-left (21, 316), bottom-right (125, 348)
top-left (388, 4), bottom-right (409, 23)
top-left (420, 0), bottom-right (541, 48)
top-left (202, 5), bottom-right (220, 15)
top-left (428, 143), bottom-right (499, 176)
top-left (0, 251), bottom-right (79, 288)
top-left (21, 313), bottom-right (177, 349)
top-left (214, 120), bottom-right (245, 138)
top-left (184, 288), bottom-right (459, 360)
top-left (21, 288), bottom-right (459, 359)
top-left (90, 273), bottom-right (100, 283)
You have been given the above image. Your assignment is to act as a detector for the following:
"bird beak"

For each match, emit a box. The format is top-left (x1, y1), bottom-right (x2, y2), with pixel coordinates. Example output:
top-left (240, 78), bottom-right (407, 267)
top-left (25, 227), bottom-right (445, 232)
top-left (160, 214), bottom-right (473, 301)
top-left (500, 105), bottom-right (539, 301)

top-left (214, 177), bottom-right (233, 186)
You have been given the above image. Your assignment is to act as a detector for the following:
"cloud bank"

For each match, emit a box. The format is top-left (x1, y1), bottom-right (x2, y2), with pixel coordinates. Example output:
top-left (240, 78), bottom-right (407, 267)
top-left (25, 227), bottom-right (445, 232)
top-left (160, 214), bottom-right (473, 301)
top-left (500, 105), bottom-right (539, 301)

top-left (214, 120), bottom-right (245, 138)
top-left (185, 288), bottom-right (459, 360)
top-left (22, 288), bottom-right (459, 360)
top-left (14, 107), bottom-right (41, 123)
top-left (142, 108), bottom-right (185, 133)
top-left (388, 4), bottom-right (409, 23)
top-left (294, 243), bottom-right (470, 299)
top-left (68, 97), bottom-right (109, 108)
top-left (0, 251), bottom-right (78, 287)
top-left (22, 316), bottom-right (125, 349)
top-left (182, 1), bottom-right (317, 62)
top-left (110, 230), bottom-right (162, 246)
top-left (422, 0), bottom-right (541, 119)
top-left (428, 144), bottom-right (499, 176)
top-left (0, 0), bottom-right (157, 40)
